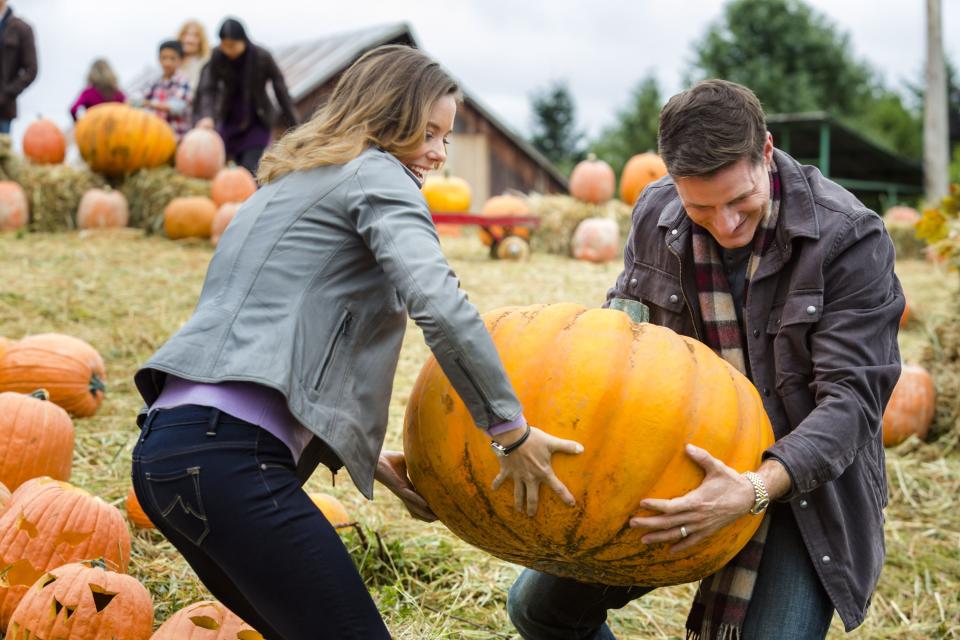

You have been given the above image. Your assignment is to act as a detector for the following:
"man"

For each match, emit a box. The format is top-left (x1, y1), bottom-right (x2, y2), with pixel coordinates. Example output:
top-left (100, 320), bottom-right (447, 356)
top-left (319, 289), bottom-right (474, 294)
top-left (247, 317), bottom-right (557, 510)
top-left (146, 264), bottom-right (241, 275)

top-left (507, 79), bottom-right (903, 639)
top-left (0, 0), bottom-right (36, 134)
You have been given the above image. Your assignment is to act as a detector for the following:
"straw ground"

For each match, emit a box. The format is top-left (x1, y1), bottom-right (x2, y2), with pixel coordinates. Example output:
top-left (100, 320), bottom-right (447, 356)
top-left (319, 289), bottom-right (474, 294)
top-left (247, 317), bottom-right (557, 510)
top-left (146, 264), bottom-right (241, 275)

top-left (0, 230), bottom-right (956, 639)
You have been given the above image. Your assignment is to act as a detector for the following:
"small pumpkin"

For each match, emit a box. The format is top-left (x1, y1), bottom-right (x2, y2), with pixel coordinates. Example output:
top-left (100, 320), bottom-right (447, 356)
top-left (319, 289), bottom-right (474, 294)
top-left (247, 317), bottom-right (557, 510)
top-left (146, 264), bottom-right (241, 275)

top-left (479, 194), bottom-right (531, 247)
top-left (76, 188), bottom-right (129, 229)
top-left (0, 181), bottom-right (28, 232)
top-left (569, 154), bottom-right (615, 204)
top-left (22, 117), bottom-right (67, 165)
top-left (164, 196), bottom-right (218, 240)
top-left (150, 600), bottom-right (262, 640)
top-left (211, 202), bottom-right (241, 247)
top-left (620, 152), bottom-right (668, 205)
top-left (422, 174), bottom-right (471, 212)
top-left (882, 364), bottom-right (936, 447)
top-left (0, 390), bottom-right (74, 490)
top-left (404, 302), bottom-right (774, 587)
top-left (884, 206), bottom-right (920, 225)
top-left (900, 299), bottom-right (910, 329)
top-left (176, 128), bottom-right (227, 180)
top-left (75, 103), bottom-right (177, 177)
top-left (309, 493), bottom-right (353, 529)
top-left (211, 166), bottom-right (257, 207)
top-left (125, 487), bottom-right (154, 530)
top-left (0, 477), bottom-right (132, 627)
top-left (571, 217), bottom-right (620, 263)
top-left (6, 560), bottom-right (152, 640)
top-left (0, 333), bottom-right (107, 417)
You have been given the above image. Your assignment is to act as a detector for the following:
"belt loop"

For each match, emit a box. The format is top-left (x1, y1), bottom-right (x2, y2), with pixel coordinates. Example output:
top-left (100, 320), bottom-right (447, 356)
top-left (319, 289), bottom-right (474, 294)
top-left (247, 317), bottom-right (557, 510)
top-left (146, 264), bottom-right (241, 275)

top-left (206, 408), bottom-right (221, 437)
top-left (142, 410), bottom-right (158, 439)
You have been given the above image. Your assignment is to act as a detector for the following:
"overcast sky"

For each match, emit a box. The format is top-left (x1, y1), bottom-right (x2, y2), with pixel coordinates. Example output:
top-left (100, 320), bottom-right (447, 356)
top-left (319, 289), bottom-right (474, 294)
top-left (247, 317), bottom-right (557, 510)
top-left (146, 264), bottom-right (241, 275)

top-left (9, 0), bottom-right (960, 149)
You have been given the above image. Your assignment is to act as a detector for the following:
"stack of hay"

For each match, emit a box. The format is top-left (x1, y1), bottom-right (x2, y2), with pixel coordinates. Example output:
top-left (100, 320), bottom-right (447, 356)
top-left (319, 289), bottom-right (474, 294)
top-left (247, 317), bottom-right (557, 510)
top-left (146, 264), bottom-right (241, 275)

top-left (527, 194), bottom-right (632, 257)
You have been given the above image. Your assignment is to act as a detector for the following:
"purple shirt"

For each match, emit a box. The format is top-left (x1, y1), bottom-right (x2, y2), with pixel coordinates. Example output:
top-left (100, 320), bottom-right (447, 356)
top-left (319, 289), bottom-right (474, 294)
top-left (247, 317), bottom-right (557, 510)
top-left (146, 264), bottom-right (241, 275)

top-left (70, 86), bottom-right (126, 121)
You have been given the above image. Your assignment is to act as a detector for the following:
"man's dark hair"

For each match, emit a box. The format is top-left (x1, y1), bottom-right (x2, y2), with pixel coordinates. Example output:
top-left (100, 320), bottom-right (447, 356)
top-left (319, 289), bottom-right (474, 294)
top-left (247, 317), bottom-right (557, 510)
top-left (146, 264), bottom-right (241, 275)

top-left (658, 79), bottom-right (767, 177)
top-left (159, 40), bottom-right (184, 57)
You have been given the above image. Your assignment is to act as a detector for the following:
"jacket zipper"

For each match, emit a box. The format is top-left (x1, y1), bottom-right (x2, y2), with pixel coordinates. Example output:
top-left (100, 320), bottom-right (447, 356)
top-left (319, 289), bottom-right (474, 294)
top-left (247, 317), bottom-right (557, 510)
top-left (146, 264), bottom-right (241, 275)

top-left (666, 240), bottom-right (701, 340)
top-left (455, 357), bottom-right (496, 426)
top-left (314, 310), bottom-right (353, 390)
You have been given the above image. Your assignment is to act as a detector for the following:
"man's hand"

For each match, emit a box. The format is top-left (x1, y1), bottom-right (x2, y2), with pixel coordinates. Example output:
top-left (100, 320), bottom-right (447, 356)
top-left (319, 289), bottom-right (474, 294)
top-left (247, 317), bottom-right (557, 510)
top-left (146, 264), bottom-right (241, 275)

top-left (374, 450), bottom-right (436, 522)
top-left (196, 117), bottom-right (215, 129)
top-left (491, 425), bottom-right (583, 517)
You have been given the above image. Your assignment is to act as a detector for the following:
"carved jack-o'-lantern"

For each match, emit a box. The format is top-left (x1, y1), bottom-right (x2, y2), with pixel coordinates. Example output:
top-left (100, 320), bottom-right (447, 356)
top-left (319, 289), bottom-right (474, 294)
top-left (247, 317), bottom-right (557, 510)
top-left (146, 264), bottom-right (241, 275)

top-left (0, 477), bottom-right (131, 626)
top-left (150, 600), bottom-right (263, 640)
top-left (6, 560), bottom-right (152, 640)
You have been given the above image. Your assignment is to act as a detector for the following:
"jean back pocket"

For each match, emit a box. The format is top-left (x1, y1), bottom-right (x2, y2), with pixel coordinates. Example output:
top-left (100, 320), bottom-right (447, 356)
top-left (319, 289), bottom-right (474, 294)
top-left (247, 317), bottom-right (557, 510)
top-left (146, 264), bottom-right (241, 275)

top-left (144, 466), bottom-right (211, 546)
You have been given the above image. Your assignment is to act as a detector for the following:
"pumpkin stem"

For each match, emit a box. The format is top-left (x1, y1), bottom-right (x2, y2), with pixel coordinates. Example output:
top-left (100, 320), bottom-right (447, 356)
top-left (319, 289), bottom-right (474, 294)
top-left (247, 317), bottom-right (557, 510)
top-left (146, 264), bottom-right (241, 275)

top-left (29, 389), bottom-right (50, 401)
top-left (89, 374), bottom-right (107, 397)
top-left (609, 298), bottom-right (650, 323)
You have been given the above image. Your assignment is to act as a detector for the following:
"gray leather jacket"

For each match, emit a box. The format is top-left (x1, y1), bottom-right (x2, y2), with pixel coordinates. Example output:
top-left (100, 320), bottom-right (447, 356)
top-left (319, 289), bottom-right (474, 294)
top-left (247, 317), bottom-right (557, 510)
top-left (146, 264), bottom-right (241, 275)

top-left (135, 147), bottom-right (522, 497)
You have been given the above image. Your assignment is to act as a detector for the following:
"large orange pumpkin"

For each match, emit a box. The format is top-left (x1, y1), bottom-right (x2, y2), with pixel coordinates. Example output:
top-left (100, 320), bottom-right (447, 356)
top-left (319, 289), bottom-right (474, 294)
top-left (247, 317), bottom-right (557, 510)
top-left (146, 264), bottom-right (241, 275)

top-left (309, 493), bottom-right (353, 529)
top-left (76, 188), bottom-right (129, 229)
top-left (176, 128), bottom-right (227, 179)
top-left (0, 390), bottom-right (74, 490)
top-left (0, 480), bottom-right (10, 517)
top-left (0, 336), bottom-right (13, 360)
top-left (0, 333), bottom-right (107, 418)
top-left (211, 202), bottom-right (241, 247)
top-left (620, 152), bottom-right (668, 205)
top-left (211, 166), bottom-right (257, 207)
top-left (479, 194), bottom-right (531, 247)
top-left (404, 303), bottom-right (775, 587)
top-left (0, 477), bottom-right (132, 626)
top-left (569, 154), bottom-right (615, 204)
top-left (22, 118), bottom-right (66, 165)
top-left (6, 561), bottom-right (152, 640)
top-left (125, 487), bottom-right (154, 530)
top-left (150, 600), bottom-right (261, 640)
top-left (882, 364), bottom-right (936, 447)
top-left (164, 196), bottom-right (218, 239)
top-left (571, 217), bottom-right (620, 263)
top-left (0, 181), bottom-right (28, 232)
top-left (75, 103), bottom-right (176, 177)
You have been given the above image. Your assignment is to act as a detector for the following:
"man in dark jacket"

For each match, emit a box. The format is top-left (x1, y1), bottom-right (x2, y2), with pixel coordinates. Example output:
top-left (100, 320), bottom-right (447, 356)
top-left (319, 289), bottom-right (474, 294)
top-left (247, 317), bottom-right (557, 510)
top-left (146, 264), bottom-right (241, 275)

top-left (507, 80), bottom-right (903, 639)
top-left (0, 1), bottom-right (37, 134)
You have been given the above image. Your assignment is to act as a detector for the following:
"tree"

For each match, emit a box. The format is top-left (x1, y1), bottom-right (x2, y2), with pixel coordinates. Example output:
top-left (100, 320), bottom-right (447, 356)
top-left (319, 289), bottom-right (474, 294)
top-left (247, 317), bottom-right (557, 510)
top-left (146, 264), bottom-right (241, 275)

top-left (529, 80), bottom-right (584, 175)
top-left (925, 0), bottom-right (950, 202)
top-left (591, 75), bottom-right (663, 180)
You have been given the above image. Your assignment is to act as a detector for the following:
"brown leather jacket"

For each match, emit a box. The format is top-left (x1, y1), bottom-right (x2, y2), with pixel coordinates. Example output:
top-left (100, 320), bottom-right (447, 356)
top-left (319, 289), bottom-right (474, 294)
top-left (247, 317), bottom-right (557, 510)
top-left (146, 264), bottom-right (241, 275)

top-left (605, 149), bottom-right (903, 631)
top-left (0, 8), bottom-right (37, 120)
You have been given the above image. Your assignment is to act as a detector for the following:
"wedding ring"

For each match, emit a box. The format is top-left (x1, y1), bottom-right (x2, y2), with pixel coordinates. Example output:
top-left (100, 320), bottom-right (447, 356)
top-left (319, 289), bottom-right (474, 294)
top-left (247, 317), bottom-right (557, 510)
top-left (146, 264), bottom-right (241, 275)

top-left (680, 525), bottom-right (688, 539)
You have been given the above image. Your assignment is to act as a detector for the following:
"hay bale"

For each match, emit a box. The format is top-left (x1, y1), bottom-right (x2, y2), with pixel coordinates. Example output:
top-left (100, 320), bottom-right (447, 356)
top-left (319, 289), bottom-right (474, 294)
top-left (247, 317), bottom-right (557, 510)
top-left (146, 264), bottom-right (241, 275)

top-left (0, 134), bottom-right (24, 182)
top-left (885, 220), bottom-right (927, 260)
top-left (920, 317), bottom-right (960, 447)
top-left (528, 194), bottom-right (632, 257)
top-left (120, 167), bottom-right (210, 234)
top-left (18, 163), bottom-right (107, 232)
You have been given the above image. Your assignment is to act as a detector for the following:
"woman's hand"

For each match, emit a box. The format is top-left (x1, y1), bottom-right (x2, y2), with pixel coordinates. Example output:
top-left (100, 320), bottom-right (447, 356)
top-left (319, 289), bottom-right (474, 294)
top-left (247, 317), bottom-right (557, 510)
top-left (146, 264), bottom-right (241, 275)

top-left (196, 117), bottom-right (215, 129)
top-left (374, 450), bottom-right (437, 522)
top-left (628, 444), bottom-right (756, 552)
top-left (491, 426), bottom-right (583, 517)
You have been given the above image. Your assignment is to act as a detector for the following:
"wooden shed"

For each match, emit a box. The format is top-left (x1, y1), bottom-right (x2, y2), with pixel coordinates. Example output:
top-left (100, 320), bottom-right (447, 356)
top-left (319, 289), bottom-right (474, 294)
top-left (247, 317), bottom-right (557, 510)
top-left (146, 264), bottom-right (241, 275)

top-left (271, 22), bottom-right (568, 204)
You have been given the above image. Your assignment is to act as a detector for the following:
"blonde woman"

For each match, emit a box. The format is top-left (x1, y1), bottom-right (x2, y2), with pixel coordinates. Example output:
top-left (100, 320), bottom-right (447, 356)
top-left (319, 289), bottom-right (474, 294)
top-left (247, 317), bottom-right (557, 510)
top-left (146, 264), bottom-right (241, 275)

top-left (176, 18), bottom-right (210, 91)
top-left (69, 58), bottom-right (125, 120)
top-left (131, 44), bottom-right (583, 639)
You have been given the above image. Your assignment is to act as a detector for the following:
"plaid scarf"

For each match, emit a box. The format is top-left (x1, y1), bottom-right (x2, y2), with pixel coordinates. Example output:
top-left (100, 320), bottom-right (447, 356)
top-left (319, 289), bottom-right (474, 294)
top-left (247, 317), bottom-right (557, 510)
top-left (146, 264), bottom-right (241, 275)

top-left (685, 162), bottom-right (781, 640)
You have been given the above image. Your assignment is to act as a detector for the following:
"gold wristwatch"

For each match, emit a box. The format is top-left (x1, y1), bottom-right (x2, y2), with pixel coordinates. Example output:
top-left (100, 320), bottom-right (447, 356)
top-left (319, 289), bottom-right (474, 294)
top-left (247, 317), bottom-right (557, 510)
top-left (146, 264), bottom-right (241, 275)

top-left (743, 471), bottom-right (770, 515)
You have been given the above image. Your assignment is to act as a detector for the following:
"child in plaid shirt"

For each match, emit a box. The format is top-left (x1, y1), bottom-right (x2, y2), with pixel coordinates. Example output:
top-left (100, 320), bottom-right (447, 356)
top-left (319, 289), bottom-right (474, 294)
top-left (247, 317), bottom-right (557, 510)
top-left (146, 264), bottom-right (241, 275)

top-left (132, 40), bottom-right (193, 141)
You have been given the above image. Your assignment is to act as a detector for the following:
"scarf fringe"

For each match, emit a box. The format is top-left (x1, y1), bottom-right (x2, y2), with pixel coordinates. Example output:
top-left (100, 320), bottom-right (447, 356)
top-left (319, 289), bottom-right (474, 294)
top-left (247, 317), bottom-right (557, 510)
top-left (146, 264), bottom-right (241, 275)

top-left (687, 623), bottom-right (742, 640)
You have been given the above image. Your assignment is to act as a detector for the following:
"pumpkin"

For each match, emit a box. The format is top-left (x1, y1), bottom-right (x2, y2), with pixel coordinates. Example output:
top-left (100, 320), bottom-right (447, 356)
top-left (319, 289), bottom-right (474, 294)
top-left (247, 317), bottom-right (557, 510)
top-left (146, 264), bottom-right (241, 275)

top-left (882, 364), bottom-right (936, 447)
top-left (0, 390), bottom-right (74, 490)
top-left (211, 166), bottom-right (257, 207)
top-left (0, 181), bottom-right (28, 232)
top-left (569, 154), bottom-right (615, 204)
top-left (74, 103), bottom-right (176, 177)
top-left (22, 118), bottom-right (66, 165)
top-left (495, 235), bottom-right (531, 261)
top-left (404, 302), bottom-right (775, 587)
top-left (884, 206), bottom-right (920, 225)
top-left (164, 196), bottom-right (218, 240)
top-left (76, 188), bottom-right (129, 229)
top-left (0, 336), bottom-right (13, 360)
top-left (150, 600), bottom-right (262, 640)
top-left (211, 202), bottom-right (241, 247)
top-left (309, 493), bottom-right (353, 528)
top-left (900, 299), bottom-right (910, 329)
top-left (571, 217), bottom-right (620, 263)
top-left (0, 477), bottom-right (131, 627)
top-left (0, 333), bottom-right (107, 418)
top-left (422, 174), bottom-right (471, 212)
top-left (479, 194), bottom-right (531, 247)
top-left (620, 152), bottom-right (668, 205)
top-left (125, 487), bottom-right (154, 530)
top-left (0, 480), bottom-right (10, 517)
top-left (6, 560), bottom-right (152, 640)
top-left (176, 128), bottom-right (227, 179)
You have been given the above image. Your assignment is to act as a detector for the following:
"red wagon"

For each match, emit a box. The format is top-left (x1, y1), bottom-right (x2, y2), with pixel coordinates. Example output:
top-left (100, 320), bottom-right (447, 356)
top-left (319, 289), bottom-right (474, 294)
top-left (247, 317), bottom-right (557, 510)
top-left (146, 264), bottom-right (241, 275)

top-left (430, 212), bottom-right (540, 260)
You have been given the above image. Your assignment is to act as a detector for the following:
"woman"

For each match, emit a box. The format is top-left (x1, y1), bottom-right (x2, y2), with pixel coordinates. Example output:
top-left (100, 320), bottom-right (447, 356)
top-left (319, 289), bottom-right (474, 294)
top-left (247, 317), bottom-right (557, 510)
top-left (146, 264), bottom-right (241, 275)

top-left (69, 58), bottom-right (125, 121)
top-left (131, 45), bottom-right (582, 639)
top-left (193, 17), bottom-right (299, 174)
top-left (176, 19), bottom-right (210, 91)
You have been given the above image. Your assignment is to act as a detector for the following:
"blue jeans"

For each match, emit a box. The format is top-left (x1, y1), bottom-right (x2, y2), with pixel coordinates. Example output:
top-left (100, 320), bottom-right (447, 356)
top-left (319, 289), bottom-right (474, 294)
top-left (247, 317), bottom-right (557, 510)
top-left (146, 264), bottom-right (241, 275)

top-left (131, 405), bottom-right (391, 640)
top-left (508, 504), bottom-right (834, 639)
top-left (0, 120), bottom-right (11, 134)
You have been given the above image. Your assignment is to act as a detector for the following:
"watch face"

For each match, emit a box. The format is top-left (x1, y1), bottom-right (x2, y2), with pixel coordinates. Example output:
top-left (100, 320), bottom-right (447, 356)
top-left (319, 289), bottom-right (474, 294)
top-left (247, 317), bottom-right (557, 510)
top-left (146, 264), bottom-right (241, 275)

top-left (753, 498), bottom-right (770, 514)
top-left (490, 441), bottom-right (507, 457)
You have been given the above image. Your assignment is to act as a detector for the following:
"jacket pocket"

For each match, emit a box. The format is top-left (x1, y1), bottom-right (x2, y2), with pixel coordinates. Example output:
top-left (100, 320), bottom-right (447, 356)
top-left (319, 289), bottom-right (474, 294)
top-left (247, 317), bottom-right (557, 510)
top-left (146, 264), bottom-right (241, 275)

top-left (143, 466), bottom-right (210, 546)
top-left (314, 309), bottom-right (353, 390)
top-left (766, 290), bottom-right (823, 391)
